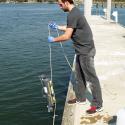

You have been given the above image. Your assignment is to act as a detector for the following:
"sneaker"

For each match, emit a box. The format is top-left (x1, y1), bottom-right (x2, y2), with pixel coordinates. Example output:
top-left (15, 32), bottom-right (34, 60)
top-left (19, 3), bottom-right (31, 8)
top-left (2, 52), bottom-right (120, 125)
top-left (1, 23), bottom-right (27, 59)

top-left (86, 106), bottom-right (103, 114)
top-left (68, 98), bottom-right (86, 104)
top-left (96, 106), bottom-right (103, 112)
top-left (86, 106), bottom-right (97, 114)
top-left (76, 100), bottom-right (86, 105)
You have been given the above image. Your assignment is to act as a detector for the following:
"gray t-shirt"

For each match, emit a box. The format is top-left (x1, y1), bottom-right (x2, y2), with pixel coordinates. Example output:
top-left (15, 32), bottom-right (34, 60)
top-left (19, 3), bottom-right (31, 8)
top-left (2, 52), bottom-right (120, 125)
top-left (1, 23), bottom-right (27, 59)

top-left (67, 7), bottom-right (95, 55)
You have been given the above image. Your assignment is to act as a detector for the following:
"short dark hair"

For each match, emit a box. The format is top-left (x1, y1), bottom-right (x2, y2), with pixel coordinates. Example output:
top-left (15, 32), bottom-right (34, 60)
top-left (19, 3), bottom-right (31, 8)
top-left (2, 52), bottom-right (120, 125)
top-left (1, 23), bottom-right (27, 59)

top-left (61, 0), bottom-right (74, 4)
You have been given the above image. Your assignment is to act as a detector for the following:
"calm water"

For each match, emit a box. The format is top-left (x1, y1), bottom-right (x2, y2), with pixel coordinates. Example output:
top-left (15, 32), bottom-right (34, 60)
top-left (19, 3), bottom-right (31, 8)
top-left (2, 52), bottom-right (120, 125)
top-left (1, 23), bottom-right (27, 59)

top-left (0, 3), bottom-right (125, 125)
top-left (0, 3), bottom-right (74, 125)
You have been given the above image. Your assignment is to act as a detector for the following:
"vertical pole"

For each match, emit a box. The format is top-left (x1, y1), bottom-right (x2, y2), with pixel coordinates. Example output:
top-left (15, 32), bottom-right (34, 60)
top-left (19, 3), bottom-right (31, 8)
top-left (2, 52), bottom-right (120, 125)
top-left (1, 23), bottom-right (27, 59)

top-left (107, 0), bottom-right (111, 21)
top-left (84, 0), bottom-right (92, 19)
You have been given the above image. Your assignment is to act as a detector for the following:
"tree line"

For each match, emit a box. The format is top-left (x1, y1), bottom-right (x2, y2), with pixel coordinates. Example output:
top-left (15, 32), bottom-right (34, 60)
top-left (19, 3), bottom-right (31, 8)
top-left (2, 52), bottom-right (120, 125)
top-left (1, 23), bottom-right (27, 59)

top-left (0, 0), bottom-right (125, 3)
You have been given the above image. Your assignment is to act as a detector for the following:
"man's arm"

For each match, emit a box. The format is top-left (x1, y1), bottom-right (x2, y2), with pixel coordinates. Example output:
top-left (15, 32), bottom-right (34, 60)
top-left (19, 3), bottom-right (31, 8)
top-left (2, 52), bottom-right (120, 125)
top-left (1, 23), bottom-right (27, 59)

top-left (53, 27), bottom-right (73, 42)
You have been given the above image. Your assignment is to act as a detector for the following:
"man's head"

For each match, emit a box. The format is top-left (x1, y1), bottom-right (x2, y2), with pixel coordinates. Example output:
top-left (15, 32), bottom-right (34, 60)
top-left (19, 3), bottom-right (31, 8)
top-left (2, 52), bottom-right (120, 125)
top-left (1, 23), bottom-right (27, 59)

top-left (58, 0), bottom-right (74, 12)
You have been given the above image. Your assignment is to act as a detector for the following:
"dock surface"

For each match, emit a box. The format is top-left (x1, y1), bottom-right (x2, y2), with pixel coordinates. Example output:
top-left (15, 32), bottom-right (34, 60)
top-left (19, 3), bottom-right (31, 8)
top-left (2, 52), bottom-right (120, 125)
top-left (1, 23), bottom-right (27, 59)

top-left (61, 16), bottom-right (125, 125)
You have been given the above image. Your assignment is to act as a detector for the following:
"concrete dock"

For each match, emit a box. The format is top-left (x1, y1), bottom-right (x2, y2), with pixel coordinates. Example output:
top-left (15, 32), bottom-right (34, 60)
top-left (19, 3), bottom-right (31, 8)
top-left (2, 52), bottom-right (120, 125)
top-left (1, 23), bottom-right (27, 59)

top-left (61, 16), bottom-right (125, 125)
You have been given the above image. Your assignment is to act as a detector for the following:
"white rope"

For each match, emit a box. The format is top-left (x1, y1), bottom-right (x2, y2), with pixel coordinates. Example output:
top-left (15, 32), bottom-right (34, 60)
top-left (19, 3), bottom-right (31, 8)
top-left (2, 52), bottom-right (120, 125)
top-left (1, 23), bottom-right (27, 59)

top-left (49, 44), bottom-right (53, 83)
top-left (48, 26), bottom-right (56, 125)
top-left (52, 102), bottom-right (56, 125)
top-left (48, 25), bottom-right (53, 83)
top-left (49, 43), bottom-right (57, 125)
top-left (55, 28), bottom-right (73, 70)
top-left (48, 26), bottom-right (74, 125)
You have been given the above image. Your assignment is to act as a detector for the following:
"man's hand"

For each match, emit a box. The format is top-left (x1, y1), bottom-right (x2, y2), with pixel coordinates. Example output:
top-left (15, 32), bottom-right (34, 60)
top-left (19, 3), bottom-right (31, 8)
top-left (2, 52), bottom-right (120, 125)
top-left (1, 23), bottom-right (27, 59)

top-left (48, 36), bottom-right (54, 43)
top-left (48, 22), bottom-right (58, 30)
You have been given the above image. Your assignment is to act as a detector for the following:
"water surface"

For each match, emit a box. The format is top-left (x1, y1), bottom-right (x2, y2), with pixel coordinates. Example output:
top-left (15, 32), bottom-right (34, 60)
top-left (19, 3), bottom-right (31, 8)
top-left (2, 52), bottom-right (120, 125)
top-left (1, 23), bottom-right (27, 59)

top-left (0, 3), bottom-right (125, 125)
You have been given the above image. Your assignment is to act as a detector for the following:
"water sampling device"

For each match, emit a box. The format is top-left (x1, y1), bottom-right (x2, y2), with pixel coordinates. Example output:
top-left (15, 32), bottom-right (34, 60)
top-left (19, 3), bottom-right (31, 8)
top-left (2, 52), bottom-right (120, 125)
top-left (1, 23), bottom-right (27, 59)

top-left (39, 74), bottom-right (56, 112)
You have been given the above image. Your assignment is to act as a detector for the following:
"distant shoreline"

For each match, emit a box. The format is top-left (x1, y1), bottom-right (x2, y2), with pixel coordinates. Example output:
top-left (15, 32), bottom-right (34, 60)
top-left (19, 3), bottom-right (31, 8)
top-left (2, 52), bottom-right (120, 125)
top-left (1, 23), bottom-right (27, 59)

top-left (0, 1), bottom-right (125, 8)
top-left (0, 1), bottom-right (57, 4)
top-left (93, 2), bottom-right (125, 8)
top-left (0, 1), bottom-right (125, 3)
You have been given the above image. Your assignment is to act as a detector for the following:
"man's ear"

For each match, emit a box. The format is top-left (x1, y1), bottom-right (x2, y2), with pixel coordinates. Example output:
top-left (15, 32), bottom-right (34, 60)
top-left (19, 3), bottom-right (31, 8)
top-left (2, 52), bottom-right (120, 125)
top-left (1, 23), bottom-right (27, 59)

top-left (64, 1), bottom-right (69, 6)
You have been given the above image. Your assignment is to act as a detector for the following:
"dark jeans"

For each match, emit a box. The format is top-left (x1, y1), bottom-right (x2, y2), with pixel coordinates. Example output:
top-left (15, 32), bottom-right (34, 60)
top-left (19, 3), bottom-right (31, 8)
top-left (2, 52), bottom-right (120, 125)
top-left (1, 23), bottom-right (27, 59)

top-left (73, 48), bottom-right (103, 107)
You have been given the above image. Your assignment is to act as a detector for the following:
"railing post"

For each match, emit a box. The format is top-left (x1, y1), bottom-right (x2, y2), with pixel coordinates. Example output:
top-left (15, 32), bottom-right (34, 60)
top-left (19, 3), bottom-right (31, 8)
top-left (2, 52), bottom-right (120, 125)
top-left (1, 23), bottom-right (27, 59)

top-left (84, 0), bottom-right (92, 19)
top-left (107, 0), bottom-right (111, 21)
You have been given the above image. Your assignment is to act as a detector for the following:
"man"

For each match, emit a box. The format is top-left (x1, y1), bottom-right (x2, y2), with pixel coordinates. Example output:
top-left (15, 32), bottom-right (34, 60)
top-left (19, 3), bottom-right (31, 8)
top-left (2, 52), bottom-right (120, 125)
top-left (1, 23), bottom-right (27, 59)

top-left (48, 0), bottom-right (103, 114)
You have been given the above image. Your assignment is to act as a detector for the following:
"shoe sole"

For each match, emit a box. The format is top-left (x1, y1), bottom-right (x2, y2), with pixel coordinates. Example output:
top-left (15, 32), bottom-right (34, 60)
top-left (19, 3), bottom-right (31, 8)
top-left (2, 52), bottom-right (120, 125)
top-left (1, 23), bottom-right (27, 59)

top-left (96, 107), bottom-right (104, 112)
top-left (76, 101), bottom-right (86, 105)
top-left (86, 108), bottom-right (104, 114)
